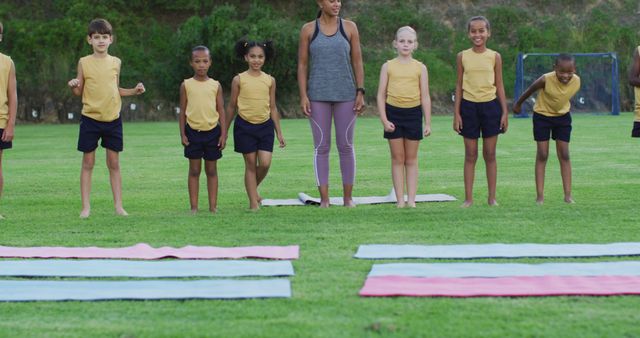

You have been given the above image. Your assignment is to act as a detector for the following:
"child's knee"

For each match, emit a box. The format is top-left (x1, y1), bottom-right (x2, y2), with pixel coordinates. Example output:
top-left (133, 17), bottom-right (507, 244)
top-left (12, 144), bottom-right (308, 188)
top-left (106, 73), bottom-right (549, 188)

top-left (465, 151), bottom-right (478, 163)
top-left (82, 158), bottom-right (95, 170)
top-left (537, 150), bottom-right (549, 162)
top-left (482, 148), bottom-right (496, 161)
top-left (189, 167), bottom-right (201, 177)
top-left (106, 159), bottom-right (120, 171)
top-left (557, 150), bottom-right (570, 162)
top-left (205, 166), bottom-right (218, 177)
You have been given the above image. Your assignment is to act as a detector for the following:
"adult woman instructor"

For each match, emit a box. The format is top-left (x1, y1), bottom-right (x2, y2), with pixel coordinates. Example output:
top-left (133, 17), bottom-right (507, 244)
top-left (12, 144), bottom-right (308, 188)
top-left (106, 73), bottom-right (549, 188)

top-left (298, 0), bottom-right (365, 208)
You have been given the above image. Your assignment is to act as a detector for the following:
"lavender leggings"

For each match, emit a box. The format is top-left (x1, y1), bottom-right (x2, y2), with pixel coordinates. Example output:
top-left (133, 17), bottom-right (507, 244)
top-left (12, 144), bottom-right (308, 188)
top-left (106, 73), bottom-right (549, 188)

top-left (309, 101), bottom-right (357, 186)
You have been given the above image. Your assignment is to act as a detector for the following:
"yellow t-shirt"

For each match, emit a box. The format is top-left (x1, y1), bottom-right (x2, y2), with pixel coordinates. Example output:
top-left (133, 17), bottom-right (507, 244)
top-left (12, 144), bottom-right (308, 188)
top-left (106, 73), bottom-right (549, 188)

top-left (533, 72), bottom-right (581, 117)
top-left (80, 55), bottom-right (122, 122)
top-left (0, 53), bottom-right (13, 129)
top-left (462, 48), bottom-right (497, 103)
top-left (184, 78), bottom-right (220, 131)
top-left (635, 46), bottom-right (640, 121)
top-left (238, 71), bottom-right (272, 124)
top-left (385, 58), bottom-right (423, 108)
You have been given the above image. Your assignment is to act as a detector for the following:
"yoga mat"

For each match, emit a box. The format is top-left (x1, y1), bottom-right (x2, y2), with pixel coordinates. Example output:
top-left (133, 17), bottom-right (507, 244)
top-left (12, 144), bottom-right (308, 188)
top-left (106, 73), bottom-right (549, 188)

top-left (368, 261), bottom-right (640, 278)
top-left (359, 275), bottom-right (640, 297)
top-left (355, 243), bottom-right (640, 259)
top-left (261, 190), bottom-right (456, 206)
top-left (0, 260), bottom-right (294, 278)
top-left (0, 279), bottom-right (291, 301)
top-left (0, 243), bottom-right (299, 260)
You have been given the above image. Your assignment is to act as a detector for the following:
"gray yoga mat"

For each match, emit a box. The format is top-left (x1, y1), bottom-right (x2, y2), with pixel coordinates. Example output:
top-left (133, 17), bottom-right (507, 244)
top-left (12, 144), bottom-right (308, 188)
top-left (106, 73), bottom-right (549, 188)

top-left (0, 279), bottom-right (292, 301)
top-left (355, 243), bottom-right (640, 259)
top-left (261, 191), bottom-right (456, 206)
top-left (368, 261), bottom-right (640, 278)
top-left (0, 259), bottom-right (294, 278)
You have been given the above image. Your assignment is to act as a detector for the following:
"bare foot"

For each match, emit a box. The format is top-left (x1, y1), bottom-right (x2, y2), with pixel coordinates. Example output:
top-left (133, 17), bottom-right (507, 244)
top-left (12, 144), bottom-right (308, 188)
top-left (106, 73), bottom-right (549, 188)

top-left (115, 208), bottom-right (129, 216)
top-left (79, 209), bottom-right (91, 218)
top-left (396, 202), bottom-right (405, 208)
top-left (209, 208), bottom-right (218, 214)
top-left (536, 198), bottom-right (544, 205)
top-left (319, 200), bottom-right (330, 208)
top-left (343, 199), bottom-right (356, 208)
top-left (407, 202), bottom-right (416, 208)
top-left (564, 196), bottom-right (575, 204)
top-left (249, 202), bottom-right (260, 211)
top-left (190, 208), bottom-right (198, 215)
top-left (257, 194), bottom-right (263, 203)
top-left (488, 199), bottom-right (499, 206)
top-left (461, 200), bottom-right (473, 208)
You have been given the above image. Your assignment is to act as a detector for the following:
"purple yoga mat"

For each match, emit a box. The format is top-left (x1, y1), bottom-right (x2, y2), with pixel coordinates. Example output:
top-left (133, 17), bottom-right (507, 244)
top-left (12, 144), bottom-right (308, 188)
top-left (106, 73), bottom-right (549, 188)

top-left (0, 243), bottom-right (299, 260)
top-left (359, 276), bottom-right (640, 298)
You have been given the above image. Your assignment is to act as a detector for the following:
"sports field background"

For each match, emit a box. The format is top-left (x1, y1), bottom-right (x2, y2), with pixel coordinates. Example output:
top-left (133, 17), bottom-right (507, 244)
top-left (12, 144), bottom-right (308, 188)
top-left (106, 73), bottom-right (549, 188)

top-left (1, 114), bottom-right (639, 337)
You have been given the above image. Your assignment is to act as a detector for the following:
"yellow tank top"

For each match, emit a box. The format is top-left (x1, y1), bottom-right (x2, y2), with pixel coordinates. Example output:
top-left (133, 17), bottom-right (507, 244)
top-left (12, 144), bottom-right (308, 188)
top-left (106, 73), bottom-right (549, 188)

top-left (635, 46), bottom-right (640, 121)
top-left (461, 48), bottom-right (497, 102)
top-left (80, 55), bottom-right (121, 122)
top-left (184, 78), bottom-right (220, 131)
top-left (0, 53), bottom-right (13, 129)
top-left (533, 72), bottom-right (581, 117)
top-left (238, 71), bottom-right (272, 124)
top-left (385, 58), bottom-right (423, 108)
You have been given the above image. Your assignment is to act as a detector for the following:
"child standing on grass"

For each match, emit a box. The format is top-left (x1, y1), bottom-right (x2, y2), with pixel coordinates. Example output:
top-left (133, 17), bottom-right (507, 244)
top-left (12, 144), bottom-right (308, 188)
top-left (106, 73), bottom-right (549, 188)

top-left (226, 40), bottom-right (285, 210)
top-left (179, 46), bottom-right (226, 214)
top-left (68, 18), bottom-right (145, 219)
top-left (453, 16), bottom-right (508, 207)
top-left (513, 54), bottom-right (580, 204)
top-left (376, 26), bottom-right (431, 208)
top-left (0, 22), bottom-right (17, 219)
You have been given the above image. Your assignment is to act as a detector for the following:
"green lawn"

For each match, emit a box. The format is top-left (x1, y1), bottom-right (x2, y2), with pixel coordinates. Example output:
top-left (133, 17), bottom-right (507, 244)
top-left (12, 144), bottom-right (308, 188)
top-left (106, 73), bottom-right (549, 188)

top-left (1, 114), bottom-right (639, 337)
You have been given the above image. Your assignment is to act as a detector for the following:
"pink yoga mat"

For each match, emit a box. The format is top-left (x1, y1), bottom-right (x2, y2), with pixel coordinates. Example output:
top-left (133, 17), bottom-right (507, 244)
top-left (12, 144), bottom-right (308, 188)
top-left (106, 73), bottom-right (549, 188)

top-left (359, 276), bottom-right (640, 297)
top-left (0, 243), bottom-right (299, 260)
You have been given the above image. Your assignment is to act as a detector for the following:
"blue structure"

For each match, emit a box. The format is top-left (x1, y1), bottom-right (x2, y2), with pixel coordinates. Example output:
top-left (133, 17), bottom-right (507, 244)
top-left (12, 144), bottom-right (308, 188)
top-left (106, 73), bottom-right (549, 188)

top-left (514, 52), bottom-right (620, 117)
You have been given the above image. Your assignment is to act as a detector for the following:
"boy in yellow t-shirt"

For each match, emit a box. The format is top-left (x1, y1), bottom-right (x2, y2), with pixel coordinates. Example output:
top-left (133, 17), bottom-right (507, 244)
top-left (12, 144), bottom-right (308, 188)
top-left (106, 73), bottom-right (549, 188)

top-left (513, 54), bottom-right (580, 205)
top-left (0, 22), bottom-right (17, 219)
top-left (179, 46), bottom-right (227, 214)
top-left (67, 18), bottom-right (145, 218)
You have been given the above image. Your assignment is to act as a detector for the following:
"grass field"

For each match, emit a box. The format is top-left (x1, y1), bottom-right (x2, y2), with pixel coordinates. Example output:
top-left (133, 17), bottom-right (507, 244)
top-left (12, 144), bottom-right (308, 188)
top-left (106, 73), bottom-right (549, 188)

top-left (1, 114), bottom-right (640, 337)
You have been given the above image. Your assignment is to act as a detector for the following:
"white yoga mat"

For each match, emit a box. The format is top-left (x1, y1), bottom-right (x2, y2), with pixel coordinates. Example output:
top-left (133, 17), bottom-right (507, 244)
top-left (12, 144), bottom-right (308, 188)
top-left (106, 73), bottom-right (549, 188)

top-left (368, 261), bottom-right (640, 278)
top-left (0, 279), bottom-right (292, 301)
top-left (355, 243), bottom-right (640, 259)
top-left (262, 190), bottom-right (456, 206)
top-left (0, 260), bottom-right (294, 278)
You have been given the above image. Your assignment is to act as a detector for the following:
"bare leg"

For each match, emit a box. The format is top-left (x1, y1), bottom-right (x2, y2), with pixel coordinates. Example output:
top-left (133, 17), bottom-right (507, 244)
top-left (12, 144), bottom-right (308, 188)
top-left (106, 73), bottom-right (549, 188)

top-left (0, 150), bottom-right (4, 219)
top-left (483, 136), bottom-right (498, 206)
top-left (388, 139), bottom-right (406, 207)
top-left (204, 160), bottom-right (219, 212)
top-left (535, 141), bottom-right (549, 204)
top-left (188, 159), bottom-right (202, 213)
top-left (318, 185), bottom-right (330, 208)
top-left (243, 152), bottom-right (260, 210)
top-left (80, 151), bottom-right (95, 218)
top-left (106, 149), bottom-right (127, 216)
top-left (462, 138), bottom-right (478, 207)
top-left (256, 150), bottom-right (273, 203)
top-left (556, 140), bottom-right (573, 203)
top-left (404, 139), bottom-right (420, 208)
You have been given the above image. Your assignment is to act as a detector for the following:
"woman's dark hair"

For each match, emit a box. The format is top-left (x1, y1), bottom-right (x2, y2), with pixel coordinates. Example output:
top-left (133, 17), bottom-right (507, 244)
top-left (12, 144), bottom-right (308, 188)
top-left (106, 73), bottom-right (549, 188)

top-left (234, 39), bottom-right (275, 61)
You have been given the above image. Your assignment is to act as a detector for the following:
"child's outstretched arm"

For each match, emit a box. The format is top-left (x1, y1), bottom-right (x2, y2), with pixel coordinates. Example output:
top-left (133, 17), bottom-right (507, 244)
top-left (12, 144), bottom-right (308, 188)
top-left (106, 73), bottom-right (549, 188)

top-left (513, 75), bottom-right (545, 115)
top-left (376, 62), bottom-right (394, 132)
top-left (494, 52), bottom-right (509, 133)
top-left (629, 48), bottom-right (640, 87)
top-left (216, 84), bottom-right (227, 150)
top-left (178, 82), bottom-right (189, 147)
top-left (2, 60), bottom-right (16, 142)
top-left (453, 52), bottom-right (464, 133)
top-left (225, 75), bottom-right (240, 135)
top-left (420, 64), bottom-right (432, 137)
top-left (269, 76), bottom-right (285, 148)
top-left (119, 83), bottom-right (145, 97)
top-left (67, 62), bottom-right (84, 97)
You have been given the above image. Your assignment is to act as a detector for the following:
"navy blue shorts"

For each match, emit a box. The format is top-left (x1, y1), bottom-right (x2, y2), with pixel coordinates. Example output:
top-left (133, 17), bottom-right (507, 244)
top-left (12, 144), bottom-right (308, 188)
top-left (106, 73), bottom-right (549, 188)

top-left (0, 129), bottom-right (12, 150)
top-left (459, 98), bottom-right (502, 139)
top-left (184, 124), bottom-right (222, 161)
top-left (632, 121), bottom-right (640, 138)
top-left (383, 104), bottom-right (423, 140)
top-left (77, 115), bottom-right (123, 153)
top-left (233, 115), bottom-right (274, 154)
top-left (533, 112), bottom-right (572, 143)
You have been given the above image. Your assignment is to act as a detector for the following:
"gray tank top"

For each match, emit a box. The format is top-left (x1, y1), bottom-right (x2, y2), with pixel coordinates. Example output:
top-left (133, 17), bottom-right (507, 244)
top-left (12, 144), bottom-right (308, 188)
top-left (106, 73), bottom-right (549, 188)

top-left (307, 18), bottom-right (356, 102)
